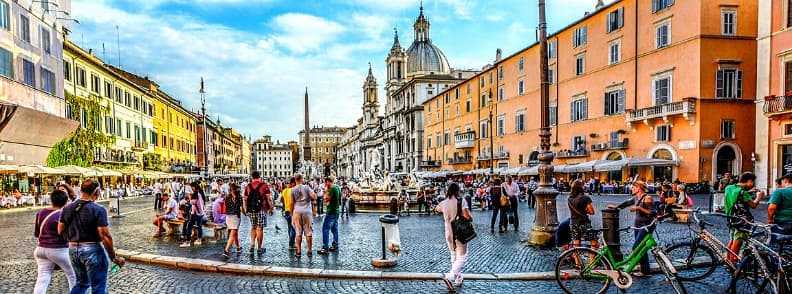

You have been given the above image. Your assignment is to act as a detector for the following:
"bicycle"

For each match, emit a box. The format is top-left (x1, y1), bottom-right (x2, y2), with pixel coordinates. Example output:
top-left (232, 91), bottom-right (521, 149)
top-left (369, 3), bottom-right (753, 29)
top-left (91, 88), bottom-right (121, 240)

top-left (554, 214), bottom-right (687, 294)
top-left (664, 209), bottom-right (741, 281)
top-left (728, 220), bottom-right (791, 294)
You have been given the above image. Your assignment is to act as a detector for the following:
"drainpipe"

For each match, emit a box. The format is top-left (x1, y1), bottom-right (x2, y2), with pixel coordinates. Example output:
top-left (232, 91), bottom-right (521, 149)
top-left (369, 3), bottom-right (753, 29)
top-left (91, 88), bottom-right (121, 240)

top-left (633, 0), bottom-right (639, 109)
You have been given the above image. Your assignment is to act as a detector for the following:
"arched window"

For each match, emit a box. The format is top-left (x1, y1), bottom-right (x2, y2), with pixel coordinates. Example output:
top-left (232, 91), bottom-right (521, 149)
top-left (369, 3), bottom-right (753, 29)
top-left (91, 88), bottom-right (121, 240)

top-left (652, 149), bottom-right (673, 160)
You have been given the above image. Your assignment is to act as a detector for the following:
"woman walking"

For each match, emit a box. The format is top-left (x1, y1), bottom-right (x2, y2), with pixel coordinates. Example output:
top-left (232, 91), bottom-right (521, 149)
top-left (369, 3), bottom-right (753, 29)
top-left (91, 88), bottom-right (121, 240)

top-left (609, 181), bottom-right (656, 277)
top-left (181, 182), bottom-right (206, 248)
top-left (567, 180), bottom-right (598, 250)
top-left (435, 183), bottom-right (471, 291)
top-left (56, 183), bottom-right (76, 203)
top-left (223, 183), bottom-right (243, 258)
top-left (33, 190), bottom-right (75, 293)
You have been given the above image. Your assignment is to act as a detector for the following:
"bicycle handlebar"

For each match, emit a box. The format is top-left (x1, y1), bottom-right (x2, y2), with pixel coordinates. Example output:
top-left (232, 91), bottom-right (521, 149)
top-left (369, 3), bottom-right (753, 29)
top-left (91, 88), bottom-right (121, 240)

top-left (624, 213), bottom-right (673, 232)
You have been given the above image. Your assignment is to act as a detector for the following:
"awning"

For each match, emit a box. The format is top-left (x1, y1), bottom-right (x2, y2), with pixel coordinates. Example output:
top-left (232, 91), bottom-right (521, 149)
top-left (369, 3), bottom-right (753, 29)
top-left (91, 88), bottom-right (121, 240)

top-left (0, 164), bottom-right (18, 174)
top-left (89, 167), bottom-right (123, 177)
top-left (19, 165), bottom-right (69, 175)
top-left (0, 103), bottom-right (79, 165)
top-left (502, 166), bottom-right (522, 176)
top-left (594, 158), bottom-right (678, 171)
top-left (55, 165), bottom-right (99, 177)
top-left (566, 160), bottom-right (613, 173)
top-left (517, 165), bottom-right (539, 176)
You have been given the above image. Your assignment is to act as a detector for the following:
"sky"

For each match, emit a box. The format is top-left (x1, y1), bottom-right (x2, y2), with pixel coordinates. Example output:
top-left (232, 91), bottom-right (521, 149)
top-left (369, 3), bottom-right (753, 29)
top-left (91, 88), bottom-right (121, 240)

top-left (70, 0), bottom-right (616, 143)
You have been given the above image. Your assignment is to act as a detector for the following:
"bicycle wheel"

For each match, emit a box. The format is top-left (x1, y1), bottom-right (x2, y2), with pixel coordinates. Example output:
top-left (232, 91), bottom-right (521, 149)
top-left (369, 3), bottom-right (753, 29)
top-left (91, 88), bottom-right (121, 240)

top-left (665, 242), bottom-right (718, 281)
top-left (555, 247), bottom-right (613, 294)
top-left (729, 255), bottom-right (773, 294)
top-left (653, 247), bottom-right (688, 294)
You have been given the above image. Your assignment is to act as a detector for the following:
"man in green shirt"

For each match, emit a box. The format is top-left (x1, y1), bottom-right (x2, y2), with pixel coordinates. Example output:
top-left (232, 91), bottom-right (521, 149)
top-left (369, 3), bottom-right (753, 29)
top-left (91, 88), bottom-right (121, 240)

top-left (769, 174), bottom-right (792, 235)
top-left (723, 172), bottom-right (764, 262)
top-left (318, 177), bottom-right (342, 255)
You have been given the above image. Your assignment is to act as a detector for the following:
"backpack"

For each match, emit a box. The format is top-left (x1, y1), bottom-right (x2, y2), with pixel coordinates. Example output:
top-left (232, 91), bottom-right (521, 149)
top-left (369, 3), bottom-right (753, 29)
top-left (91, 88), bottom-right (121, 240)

top-left (179, 200), bottom-right (191, 219)
top-left (246, 182), bottom-right (264, 213)
top-left (728, 190), bottom-right (754, 228)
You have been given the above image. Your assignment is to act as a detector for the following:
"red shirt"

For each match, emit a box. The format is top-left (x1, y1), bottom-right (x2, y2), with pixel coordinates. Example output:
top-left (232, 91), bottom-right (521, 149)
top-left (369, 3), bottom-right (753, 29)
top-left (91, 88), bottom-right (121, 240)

top-left (245, 180), bottom-right (272, 210)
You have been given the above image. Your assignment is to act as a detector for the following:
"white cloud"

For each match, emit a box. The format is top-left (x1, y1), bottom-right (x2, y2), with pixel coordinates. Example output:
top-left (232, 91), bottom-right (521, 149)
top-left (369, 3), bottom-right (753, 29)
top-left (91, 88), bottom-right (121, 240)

top-left (270, 13), bottom-right (346, 54)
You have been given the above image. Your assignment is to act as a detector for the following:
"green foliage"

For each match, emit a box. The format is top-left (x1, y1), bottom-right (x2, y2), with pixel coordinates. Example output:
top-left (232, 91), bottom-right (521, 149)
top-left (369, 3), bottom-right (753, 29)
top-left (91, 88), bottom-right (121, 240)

top-left (143, 152), bottom-right (162, 171)
top-left (46, 92), bottom-right (114, 168)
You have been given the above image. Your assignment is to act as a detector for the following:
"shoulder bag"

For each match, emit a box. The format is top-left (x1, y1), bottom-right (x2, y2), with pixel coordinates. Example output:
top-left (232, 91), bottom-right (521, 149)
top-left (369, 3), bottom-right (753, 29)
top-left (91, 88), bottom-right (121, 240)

top-left (499, 186), bottom-right (510, 207)
top-left (451, 198), bottom-right (477, 244)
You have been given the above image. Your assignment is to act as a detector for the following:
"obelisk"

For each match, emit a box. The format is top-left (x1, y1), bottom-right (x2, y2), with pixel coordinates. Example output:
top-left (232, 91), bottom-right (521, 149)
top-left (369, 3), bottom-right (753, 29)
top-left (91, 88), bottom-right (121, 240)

top-left (303, 87), bottom-right (312, 161)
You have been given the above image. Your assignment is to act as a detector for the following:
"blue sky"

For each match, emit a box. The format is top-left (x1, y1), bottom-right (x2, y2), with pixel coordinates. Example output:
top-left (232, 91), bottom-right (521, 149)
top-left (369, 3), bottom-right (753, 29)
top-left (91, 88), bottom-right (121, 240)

top-left (70, 0), bottom-right (615, 143)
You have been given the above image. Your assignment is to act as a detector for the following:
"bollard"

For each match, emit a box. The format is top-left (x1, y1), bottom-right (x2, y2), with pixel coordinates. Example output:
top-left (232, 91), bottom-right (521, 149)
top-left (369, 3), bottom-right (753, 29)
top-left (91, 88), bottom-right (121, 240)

top-left (601, 208), bottom-right (622, 261)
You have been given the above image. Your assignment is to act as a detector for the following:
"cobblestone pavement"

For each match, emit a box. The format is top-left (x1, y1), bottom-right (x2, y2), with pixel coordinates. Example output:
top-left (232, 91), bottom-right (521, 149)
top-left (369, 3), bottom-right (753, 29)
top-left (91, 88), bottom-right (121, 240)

top-left (0, 193), bottom-right (749, 293)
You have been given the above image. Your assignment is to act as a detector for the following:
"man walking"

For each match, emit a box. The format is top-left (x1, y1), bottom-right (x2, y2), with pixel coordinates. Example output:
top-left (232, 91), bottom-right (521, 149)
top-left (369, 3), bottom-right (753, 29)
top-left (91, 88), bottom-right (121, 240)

top-left (59, 179), bottom-right (124, 294)
top-left (315, 179), bottom-right (325, 216)
top-left (724, 172), bottom-right (764, 262)
top-left (319, 177), bottom-right (342, 255)
top-left (504, 177), bottom-right (521, 230)
top-left (282, 177), bottom-right (297, 250)
top-left (489, 179), bottom-right (507, 233)
top-left (244, 171), bottom-right (273, 254)
top-left (153, 179), bottom-right (163, 210)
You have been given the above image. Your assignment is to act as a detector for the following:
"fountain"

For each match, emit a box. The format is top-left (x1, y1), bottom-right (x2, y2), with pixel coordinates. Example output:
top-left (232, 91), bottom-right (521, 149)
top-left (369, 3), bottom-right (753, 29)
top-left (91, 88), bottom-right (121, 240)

top-left (349, 150), bottom-right (423, 209)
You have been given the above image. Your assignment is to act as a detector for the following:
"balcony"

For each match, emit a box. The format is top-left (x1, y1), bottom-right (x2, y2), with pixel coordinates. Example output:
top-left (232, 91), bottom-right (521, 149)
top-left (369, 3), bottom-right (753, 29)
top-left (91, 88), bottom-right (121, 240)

top-left (626, 99), bottom-right (696, 125)
top-left (94, 148), bottom-right (140, 164)
top-left (420, 160), bottom-right (441, 168)
top-left (476, 151), bottom-right (510, 161)
top-left (454, 131), bottom-right (476, 149)
top-left (763, 95), bottom-right (792, 117)
top-left (590, 138), bottom-right (629, 151)
top-left (132, 141), bottom-right (148, 151)
top-left (556, 149), bottom-right (588, 159)
top-left (447, 156), bottom-right (472, 164)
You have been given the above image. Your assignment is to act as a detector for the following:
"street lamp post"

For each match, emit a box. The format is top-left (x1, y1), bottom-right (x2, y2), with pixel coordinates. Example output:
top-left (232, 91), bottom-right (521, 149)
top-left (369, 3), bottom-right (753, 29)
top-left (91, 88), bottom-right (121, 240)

top-left (530, 0), bottom-right (561, 246)
top-left (488, 90), bottom-right (494, 178)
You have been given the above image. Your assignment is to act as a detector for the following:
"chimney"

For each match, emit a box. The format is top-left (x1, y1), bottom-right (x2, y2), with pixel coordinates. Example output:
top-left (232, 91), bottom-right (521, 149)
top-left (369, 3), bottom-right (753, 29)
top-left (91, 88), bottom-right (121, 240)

top-left (595, 0), bottom-right (604, 9)
top-left (495, 48), bottom-right (502, 62)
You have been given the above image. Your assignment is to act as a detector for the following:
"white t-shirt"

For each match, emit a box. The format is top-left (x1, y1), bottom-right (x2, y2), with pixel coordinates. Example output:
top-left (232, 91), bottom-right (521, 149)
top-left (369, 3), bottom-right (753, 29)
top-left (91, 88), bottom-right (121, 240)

top-left (165, 198), bottom-right (178, 218)
top-left (437, 197), bottom-right (469, 241)
top-left (221, 183), bottom-right (230, 195)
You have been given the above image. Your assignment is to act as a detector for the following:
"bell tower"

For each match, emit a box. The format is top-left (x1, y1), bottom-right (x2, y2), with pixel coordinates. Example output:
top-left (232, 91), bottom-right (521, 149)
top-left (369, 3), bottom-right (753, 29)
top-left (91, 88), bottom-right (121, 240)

top-left (362, 63), bottom-right (379, 127)
top-left (385, 27), bottom-right (406, 97)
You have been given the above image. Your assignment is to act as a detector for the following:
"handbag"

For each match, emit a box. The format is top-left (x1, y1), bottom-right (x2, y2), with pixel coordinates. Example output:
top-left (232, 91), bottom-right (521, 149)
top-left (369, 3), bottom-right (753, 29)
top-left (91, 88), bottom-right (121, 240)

top-left (451, 198), bottom-right (477, 244)
top-left (499, 186), bottom-right (510, 207)
top-left (218, 199), bottom-right (227, 214)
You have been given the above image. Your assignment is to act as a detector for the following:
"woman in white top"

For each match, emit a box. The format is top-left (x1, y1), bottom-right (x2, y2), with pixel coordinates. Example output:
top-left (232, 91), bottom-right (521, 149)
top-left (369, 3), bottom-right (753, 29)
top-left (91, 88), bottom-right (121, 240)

top-left (435, 183), bottom-right (472, 291)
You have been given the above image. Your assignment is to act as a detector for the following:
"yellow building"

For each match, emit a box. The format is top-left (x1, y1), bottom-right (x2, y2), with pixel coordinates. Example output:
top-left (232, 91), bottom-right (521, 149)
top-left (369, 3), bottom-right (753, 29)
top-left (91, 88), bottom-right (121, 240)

top-left (108, 68), bottom-right (197, 173)
top-left (63, 40), bottom-right (155, 169)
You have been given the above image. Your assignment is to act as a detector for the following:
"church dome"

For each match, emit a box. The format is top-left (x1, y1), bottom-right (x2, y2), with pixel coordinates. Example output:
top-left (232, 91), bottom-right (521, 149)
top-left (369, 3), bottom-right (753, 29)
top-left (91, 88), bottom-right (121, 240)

top-left (404, 5), bottom-right (451, 76)
top-left (406, 41), bottom-right (451, 76)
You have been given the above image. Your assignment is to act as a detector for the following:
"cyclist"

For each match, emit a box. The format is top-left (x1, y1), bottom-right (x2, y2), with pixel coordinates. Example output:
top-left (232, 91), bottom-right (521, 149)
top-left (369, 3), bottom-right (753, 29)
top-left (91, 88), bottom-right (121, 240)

top-left (609, 180), bottom-right (656, 277)
top-left (724, 172), bottom-right (764, 262)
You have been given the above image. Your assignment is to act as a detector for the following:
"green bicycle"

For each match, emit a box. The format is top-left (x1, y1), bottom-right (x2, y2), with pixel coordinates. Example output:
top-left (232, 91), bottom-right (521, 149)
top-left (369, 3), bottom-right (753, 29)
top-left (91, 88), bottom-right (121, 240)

top-left (554, 214), bottom-right (686, 294)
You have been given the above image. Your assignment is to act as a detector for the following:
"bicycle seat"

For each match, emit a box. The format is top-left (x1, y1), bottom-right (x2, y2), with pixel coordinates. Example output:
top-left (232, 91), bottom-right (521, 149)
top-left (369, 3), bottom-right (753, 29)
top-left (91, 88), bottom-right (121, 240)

top-left (773, 233), bottom-right (792, 242)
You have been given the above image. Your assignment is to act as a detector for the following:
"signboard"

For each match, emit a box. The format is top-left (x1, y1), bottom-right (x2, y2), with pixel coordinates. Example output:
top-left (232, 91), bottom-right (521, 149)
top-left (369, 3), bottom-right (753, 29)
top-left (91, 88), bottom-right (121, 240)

top-left (701, 140), bottom-right (716, 148)
top-left (679, 140), bottom-right (696, 150)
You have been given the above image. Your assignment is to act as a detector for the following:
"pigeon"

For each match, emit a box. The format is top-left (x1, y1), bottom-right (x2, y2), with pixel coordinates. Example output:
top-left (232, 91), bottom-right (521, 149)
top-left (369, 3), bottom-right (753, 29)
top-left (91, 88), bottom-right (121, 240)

top-left (275, 225), bottom-right (281, 232)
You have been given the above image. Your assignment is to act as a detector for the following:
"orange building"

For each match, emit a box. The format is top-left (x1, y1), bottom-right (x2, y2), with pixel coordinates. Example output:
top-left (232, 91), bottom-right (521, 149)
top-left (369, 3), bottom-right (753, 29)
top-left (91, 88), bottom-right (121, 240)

top-left (424, 0), bottom-right (757, 184)
top-left (756, 0), bottom-right (792, 190)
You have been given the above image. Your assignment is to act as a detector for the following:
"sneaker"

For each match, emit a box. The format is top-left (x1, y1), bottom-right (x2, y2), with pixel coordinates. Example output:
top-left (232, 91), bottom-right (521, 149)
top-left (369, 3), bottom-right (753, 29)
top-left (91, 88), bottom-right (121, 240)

top-left (179, 241), bottom-right (191, 248)
top-left (194, 239), bottom-right (202, 246)
top-left (249, 247), bottom-right (255, 253)
top-left (329, 246), bottom-right (339, 252)
top-left (236, 247), bottom-right (243, 253)
top-left (442, 278), bottom-right (456, 292)
top-left (307, 251), bottom-right (313, 257)
top-left (318, 248), bottom-right (329, 255)
top-left (257, 248), bottom-right (265, 254)
top-left (222, 251), bottom-right (229, 258)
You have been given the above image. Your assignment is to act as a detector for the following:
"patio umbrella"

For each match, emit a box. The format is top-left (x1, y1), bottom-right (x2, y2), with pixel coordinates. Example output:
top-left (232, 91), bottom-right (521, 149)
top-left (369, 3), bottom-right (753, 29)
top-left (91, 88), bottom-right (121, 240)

top-left (19, 165), bottom-right (68, 175)
top-left (594, 158), bottom-right (677, 172)
top-left (88, 167), bottom-right (123, 177)
top-left (566, 160), bottom-right (612, 173)
top-left (517, 165), bottom-right (539, 176)
top-left (55, 165), bottom-right (98, 177)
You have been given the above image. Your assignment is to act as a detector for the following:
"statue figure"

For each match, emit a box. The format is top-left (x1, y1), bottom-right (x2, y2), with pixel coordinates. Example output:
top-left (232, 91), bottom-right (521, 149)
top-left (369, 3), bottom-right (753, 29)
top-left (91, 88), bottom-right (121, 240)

top-left (370, 149), bottom-right (381, 171)
top-left (380, 171), bottom-right (393, 191)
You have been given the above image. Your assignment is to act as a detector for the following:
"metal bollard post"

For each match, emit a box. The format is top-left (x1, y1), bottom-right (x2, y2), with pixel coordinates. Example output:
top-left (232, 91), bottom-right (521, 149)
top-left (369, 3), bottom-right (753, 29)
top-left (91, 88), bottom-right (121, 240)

top-left (601, 208), bottom-right (622, 261)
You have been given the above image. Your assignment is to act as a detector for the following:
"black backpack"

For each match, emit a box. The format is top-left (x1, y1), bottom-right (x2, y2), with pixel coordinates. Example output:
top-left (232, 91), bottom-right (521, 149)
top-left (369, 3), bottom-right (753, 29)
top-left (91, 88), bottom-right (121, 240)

top-left (246, 182), bottom-right (264, 213)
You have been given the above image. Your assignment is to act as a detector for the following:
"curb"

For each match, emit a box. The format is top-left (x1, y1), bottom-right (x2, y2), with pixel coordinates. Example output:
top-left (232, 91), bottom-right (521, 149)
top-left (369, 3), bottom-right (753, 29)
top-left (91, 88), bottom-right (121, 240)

top-left (116, 249), bottom-right (556, 281)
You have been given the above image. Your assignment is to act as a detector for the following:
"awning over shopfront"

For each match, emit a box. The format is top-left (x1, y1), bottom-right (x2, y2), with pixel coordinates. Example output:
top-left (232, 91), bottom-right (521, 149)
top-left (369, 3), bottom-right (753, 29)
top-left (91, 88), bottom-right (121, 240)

top-left (594, 158), bottom-right (677, 171)
top-left (517, 165), bottom-right (539, 176)
top-left (0, 103), bottom-right (79, 165)
top-left (566, 160), bottom-right (613, 173)
top-left (55, 165), bottom-right (99, 177)
top-left (19, 165), bottom-right (69, 175)
top-left (89, 167), bottom-right (123, 177)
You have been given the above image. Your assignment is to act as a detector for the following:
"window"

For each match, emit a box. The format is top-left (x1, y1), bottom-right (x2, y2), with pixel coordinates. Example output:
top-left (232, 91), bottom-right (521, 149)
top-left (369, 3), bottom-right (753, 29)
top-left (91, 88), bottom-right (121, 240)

top-left (41, 68), bottom-right (54, 94)
top-left (480, 76), bottom-right (484, 88)
top-left (518, 56), bottom-right (524, 71)
top-left (90, 74), bottom-right (100, 93)
top-left (63, 61), bottom-right (72, 81)
top-left (575, 54), bottom-right (585, 76)
top-left (0, 1), bottom-right (7, 30)
top-left (444, 93), bottom-right (449, 104)
top-left (609, 40), bottom-right (621, 64)
top-left (41, 28), bottom-right (51, 55)
top-left (653, 76), bottom-right (672, 105)
top-left (498, 87), bottom-right (504, 102)
top-left (126, 122), bottom-right (131, 139)
top-left (455, 104), bottom-right (459, 116)
top-left (427, 137), bottom-right (432, 148)
top-left (498, 66), bottom-right (504, 80)
top-left (480, 121), bottom-right (488, 138)
top-left (788, 0), bottom-right (792, 28)
top-left (722, 9), bottom-right (736, 36)
top-left (466, 99), bottom-right (471, 112)
top-left (489, 72), bottom-right (493, 84)
top-left (550, 104), bottom-right (557, 126)
top-left (497, 116), bottom-right (505, 136)
top-left (721, 120), bottom-right (735, 139)
top-left (573, 26), bottom-right (587, 48)
top-left (515, 112), bottom-right (526, 132)
top-left (444, 131), bottom-right (450, 145)
top-left (436, 134), bottom-right (440, 147)
top-left (652, 0), bottom-right (674, 13)
top-left (548, 67), bottom-right (555, 84)
top-left (481, 94), bottom-right (487, 107)
top-left (117, 119), bottom-right (122, 136)
top-left (548, 40), bottom-right (557, 59)
top-left (716, 69), bottom-right (743, 99)
top-left (466, 83), bottom-right (470, 94)
top-left (786, 62), bottom-right (792, 94)
top-left (518, 78), bottom-right (525, 95)
top-left (607, 7), bottom-right (624, 32)
top-left (19, 14), bottom-right (30, 42)
top-left (604, 90), bottom-right (625, 115)
top-left (104, 81), bottom-right (113, 99)
top-left (656, 125), bottom-right (671, 142)
top-left (656, 22), bottom-right (670, 48)
top-left (22, 59), bottom-right (34, 87)
top-left (571, 98), bottom-right (588, 122)
top-left (455, 88), bottom-right (459, 100)
top-left (572, 135), bottom-right (586, 151)
top-left (75, 67), bottom-right (86, 87)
